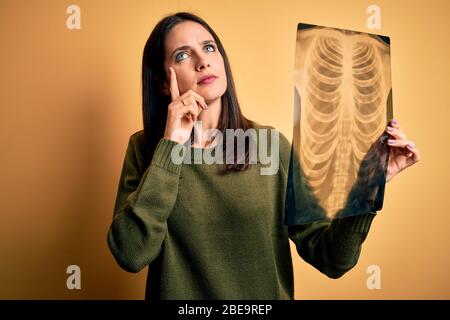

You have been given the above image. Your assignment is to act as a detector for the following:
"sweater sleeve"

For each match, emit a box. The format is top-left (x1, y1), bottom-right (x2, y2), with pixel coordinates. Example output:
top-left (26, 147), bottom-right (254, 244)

top-left (107, 137), bottom-right (182, 273)
top-left (288, 212), bottom-right (376, 279)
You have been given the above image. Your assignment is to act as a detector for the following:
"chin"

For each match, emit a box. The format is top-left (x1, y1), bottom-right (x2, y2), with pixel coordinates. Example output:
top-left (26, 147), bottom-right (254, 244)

top-left (197, 86), bottom-right (226, 102)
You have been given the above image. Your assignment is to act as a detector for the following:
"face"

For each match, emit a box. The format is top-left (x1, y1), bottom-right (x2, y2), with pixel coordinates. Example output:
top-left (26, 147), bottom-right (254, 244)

top-left (162, 21), bottom-right (227, 103)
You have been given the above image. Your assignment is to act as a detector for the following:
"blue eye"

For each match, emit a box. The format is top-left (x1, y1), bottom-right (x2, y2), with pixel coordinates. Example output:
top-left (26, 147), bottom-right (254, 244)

top-left (175, 44), bottom-right (216, 63)
top-left (205, 44), bottom-right (215, 52)
top-left (175, 52), bottom-right (188, 62)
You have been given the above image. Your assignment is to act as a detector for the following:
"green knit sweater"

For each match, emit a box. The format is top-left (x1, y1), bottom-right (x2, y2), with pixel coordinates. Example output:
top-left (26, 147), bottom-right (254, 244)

top-left (107, 124), bottom-right (377, 300)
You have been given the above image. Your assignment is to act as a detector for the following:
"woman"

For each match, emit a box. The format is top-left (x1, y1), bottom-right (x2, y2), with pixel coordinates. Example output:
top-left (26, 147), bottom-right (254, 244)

top-left (107, 12), bottom-right (420, 300)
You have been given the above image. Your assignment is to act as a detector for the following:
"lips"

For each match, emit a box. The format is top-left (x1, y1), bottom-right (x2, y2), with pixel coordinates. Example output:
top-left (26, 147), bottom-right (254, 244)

top-left (197, 74), bottom-right (217, 84)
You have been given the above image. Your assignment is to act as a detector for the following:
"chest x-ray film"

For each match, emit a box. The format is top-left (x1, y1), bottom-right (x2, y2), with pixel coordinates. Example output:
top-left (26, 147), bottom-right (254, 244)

top-left (285, 23), bottom-right (393, 225)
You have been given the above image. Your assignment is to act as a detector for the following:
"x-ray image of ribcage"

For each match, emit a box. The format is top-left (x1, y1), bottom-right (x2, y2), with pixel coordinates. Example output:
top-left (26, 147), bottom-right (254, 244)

top-left (285, 24), bottom-right (393, 225)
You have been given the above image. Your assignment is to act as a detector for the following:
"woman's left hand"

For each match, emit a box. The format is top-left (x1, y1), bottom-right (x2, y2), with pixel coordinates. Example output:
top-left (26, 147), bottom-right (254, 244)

top-left (385, 119), bottom-right (420, 182)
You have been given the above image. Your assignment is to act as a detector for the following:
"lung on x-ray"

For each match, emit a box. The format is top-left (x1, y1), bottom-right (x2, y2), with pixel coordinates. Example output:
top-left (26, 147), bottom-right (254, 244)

top-left (285, 23), bottom-right (393, 225)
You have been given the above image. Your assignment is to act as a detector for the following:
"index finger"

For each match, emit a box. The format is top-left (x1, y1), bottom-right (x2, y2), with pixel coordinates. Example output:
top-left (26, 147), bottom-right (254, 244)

top-left (169, 67), bottom-right (180, 101)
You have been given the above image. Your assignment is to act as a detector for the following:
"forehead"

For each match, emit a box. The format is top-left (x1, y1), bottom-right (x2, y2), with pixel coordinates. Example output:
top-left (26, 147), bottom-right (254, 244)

top-left (165, 21), bottom-right (213, 50)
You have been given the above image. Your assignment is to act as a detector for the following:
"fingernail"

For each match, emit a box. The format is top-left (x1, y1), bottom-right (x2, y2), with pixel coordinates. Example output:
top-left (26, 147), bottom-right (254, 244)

top-left (407, 143), bottom-right (415, 148)
top-left (388, 139), bottom-right (395, 144)
top-left (386, 126), bottom-right (393, 131)
top-left (391, 119), bottom-right (398, 124)
top-left (203, 103), bottom-right (208, 109)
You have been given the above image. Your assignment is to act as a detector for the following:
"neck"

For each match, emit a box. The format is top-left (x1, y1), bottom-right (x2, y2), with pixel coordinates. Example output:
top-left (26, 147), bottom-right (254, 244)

top-left (192, 97), bottom-right (222, 148)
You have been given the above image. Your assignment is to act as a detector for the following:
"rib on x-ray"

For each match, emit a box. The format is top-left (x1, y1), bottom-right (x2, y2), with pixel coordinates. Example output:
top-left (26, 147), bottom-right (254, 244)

top-left (285, 23), bottom-right (393, 225)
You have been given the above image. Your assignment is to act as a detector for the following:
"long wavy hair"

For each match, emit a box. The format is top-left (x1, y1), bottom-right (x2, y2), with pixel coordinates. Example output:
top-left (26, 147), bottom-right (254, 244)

top-left (142, 12), bottom-right (254, 172)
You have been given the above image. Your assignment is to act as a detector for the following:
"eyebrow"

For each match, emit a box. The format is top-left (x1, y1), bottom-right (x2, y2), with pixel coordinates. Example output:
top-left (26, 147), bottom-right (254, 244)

top-left (170, 40), bottom-right (216, 59)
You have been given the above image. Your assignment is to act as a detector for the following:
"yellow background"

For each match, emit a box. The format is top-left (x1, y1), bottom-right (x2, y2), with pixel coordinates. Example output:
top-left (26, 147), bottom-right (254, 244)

top-left (1, 0), bottom-right (448, 299)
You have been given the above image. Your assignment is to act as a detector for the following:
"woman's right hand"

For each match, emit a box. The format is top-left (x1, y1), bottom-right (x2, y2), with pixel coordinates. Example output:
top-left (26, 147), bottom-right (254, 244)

top-left (163, 67), bottom-right (208, 144)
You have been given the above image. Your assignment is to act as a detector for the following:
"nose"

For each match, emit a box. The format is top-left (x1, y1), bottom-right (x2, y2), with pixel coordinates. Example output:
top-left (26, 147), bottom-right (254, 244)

top-left (195, 52), bottom-right (211, 71)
